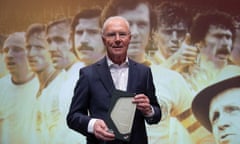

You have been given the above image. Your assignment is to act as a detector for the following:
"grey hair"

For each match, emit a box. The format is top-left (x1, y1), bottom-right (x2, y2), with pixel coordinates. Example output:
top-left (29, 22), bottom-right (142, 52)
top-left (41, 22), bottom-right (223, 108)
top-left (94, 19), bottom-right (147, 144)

top-left (101, 16), bottom-right (130, 34)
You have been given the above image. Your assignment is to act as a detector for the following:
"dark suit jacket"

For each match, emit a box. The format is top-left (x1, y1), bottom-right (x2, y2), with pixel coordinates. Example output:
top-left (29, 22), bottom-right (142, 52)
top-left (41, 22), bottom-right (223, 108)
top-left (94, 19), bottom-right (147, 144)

top-left (67, 57), bottom-right (161, 144)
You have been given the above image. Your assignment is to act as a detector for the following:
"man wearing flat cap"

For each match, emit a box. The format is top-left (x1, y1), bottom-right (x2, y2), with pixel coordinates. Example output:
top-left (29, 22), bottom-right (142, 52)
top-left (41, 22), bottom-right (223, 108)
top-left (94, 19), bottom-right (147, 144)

top-left (192, 76), bottom-right (240, 144)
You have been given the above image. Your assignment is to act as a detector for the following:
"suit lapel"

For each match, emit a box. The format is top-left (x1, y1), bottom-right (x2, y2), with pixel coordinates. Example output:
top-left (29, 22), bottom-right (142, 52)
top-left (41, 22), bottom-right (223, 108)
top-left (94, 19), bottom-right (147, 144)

top-left (127, 59), bottom-right (138, 92)
top-left (95, 57), bottom-right (115, 94)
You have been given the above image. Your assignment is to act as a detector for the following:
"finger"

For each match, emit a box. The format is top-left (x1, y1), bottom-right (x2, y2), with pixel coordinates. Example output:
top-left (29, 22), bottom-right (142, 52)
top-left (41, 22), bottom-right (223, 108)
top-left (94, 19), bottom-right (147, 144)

top-left (179, 59), bottom-right (196, 65)
top-left (182, 50), bottom-right (199, 57)
top-left (134, 94), bottom-right (146, 99)
top-left (102, 130), bottom-right (115, 140)
top-left (183, 33), bottom-right (191, 45)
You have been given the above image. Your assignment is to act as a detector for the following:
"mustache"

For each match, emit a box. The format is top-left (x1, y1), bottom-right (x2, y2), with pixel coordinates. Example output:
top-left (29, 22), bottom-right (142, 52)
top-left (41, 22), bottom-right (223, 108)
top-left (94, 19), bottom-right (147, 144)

top-left (77, 44), bottom-right (94, 51)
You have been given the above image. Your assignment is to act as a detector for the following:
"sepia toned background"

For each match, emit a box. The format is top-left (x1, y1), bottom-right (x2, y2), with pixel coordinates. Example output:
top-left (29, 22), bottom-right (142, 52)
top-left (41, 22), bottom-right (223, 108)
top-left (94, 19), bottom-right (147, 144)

top-left (0, 0), bottom-right (240, 144)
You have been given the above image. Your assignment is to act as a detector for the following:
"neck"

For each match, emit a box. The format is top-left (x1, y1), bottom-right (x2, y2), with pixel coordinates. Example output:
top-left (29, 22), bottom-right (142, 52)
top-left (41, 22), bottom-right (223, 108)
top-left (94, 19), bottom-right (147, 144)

top-left (12, 72), bottom-right (35, 85)
top-left (65, 54), bottom-right (78, 71)
top-left (111, 55), bottom-right (126, 65)
top-left (37, 66), bottom-right (56, 86)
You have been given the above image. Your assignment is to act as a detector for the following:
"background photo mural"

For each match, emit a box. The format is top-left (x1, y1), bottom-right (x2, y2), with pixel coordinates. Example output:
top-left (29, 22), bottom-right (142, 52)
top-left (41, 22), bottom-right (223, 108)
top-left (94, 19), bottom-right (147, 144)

top-left (0, 0), bottom-right (240, 143)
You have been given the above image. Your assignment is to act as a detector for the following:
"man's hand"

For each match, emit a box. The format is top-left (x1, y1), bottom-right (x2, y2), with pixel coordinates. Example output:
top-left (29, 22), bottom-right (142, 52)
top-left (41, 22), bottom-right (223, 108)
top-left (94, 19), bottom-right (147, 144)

top-left (169, 33), bottom-right (199, 71)
top-left (132, 94), bottom-right (152, 116)
top-left (93, 119), bottom-right (115, 141)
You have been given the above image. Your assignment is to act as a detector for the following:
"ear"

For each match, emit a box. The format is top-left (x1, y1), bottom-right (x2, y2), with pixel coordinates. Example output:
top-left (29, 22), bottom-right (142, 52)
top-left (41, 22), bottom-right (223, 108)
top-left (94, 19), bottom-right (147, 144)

top-left (102, 35), bottom-right (106, 45)
top-left (129, 34), bottom-right (132, 41)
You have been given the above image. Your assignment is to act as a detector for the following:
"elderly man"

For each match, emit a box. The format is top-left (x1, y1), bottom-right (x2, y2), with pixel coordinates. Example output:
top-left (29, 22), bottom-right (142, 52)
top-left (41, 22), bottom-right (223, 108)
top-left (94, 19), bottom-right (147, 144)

top-left (101, 0), bottom-right (157, 66)
top-left (192, 76), bottom-right (240, 144)
top-left (101, 1), bottom-right (198, 143)
top-left (67, 16), bottom-right (161, 144)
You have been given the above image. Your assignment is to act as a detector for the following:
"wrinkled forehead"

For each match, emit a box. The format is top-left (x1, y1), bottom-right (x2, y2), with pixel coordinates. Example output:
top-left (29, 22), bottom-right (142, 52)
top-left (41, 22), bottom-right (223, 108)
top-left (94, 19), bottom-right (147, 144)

top-left (208, 24), bottom-right (233, 35)
top-left (27, 32), bottom-right (46, 41)
top-left (75, 17), bottom-right (100, 30)
top-left (210, 88), bottom-right (240, 112)
top-left (48, 23), bottom-right (70, 35)
top-left (118, 3), bottom-right (150, 21)
top-left (4, 33), bottom-right (25, 49)
top-left (159, 22), bottom-right (188, 30)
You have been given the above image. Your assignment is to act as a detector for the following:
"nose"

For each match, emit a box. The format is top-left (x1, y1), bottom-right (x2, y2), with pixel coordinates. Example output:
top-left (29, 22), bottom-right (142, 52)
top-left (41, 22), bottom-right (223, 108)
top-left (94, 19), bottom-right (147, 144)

top-left (28, 46), bottom-right (38, 57)
top-left (114, 33), bottom-right (121, 41)
top-left (217, 114), bottom-right (230, 131)
top-left (170, 31), bottom-right (179, 44)
top-left (80, 32), bottom-right (89, 43)
top-left (6, 49), bottom-right (14, 58)
top-left (221, 37), bottom-right (232, 52)
top-left (49, 42), bottom-right (58, 51)
top-left (130, 24), bottom-right (139, 37)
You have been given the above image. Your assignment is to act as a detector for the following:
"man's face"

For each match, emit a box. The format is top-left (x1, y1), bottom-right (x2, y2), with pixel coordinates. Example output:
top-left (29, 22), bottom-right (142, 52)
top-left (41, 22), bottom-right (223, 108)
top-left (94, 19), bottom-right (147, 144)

top-left (202, 25), bottom-right (233, 68)
top-left (157, 22), bottom-right (188, 58)
top-left (26, 33), bottom-right (52, 73)
top-left (3, 34), bottom-right (28, 75)
top-left (74, 17), bottom-right (105, 65)
top-left (209, 88), bottom-right (240, 144)
top-left (102, 18), bottom-right (131, 61)
top-left (118, 3), bottom-right (150, 58)
top-left (47, 23), bottom-right (72, 69)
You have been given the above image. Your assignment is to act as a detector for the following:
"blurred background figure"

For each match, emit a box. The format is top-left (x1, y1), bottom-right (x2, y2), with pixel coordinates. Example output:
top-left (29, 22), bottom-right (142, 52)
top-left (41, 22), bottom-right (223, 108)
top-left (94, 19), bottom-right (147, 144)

top-left (152, 1), bottom-right (195, 71)
top-left (0, 34), bottom-right (8, 78)
top-left (72, 7), bottom-right (105, 66)
top-left (230, 16), bottom-right (240, 66)
top-left (47, 18), bottom-right (83, 71)
top-left (46, 17), bottom-right (85, 144)
top-left (192, 76), bottom-right (240, 144)
top-left (0, 32), bottom-right (39, 144)
top-left (185, 10), bottom-right (235, 93)
top-left (25, 23), bottom-right (65, 144)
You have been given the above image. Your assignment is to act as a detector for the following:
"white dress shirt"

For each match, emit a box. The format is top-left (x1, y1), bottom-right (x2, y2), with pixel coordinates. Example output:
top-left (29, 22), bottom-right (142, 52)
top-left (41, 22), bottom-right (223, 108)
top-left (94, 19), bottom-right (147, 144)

top-left (88, 57), bottom-right (129, 133)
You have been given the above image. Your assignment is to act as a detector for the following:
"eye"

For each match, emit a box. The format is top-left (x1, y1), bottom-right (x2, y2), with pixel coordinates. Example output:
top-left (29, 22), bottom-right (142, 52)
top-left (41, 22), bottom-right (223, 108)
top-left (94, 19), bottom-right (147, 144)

top-left (225, 34), bottom-right (232, 40)
top-left (35, 45), bottom-right (44, 50)
top-left (47, 38), bottom-right (52, 44)
top-left (106, 32), bottom-right (114, 36)
top-left (53, 37), bottom-right (65, 43)
top-left (87, 29), bottom-right (99, 35)
top-left (12, 46), bottom-right (24, 52)
top-left (3, 47), bottom-right (9, 53)
top-left (138, 21), bottom-right (148, 28)
top-left (26, 45), bottom-right (31, 51)
top-left (211, 111), bottom-right (219, 124)
top-left (225, 106), bottom-right (240, 113)
top-left (76, 30), bottom-right (83, 36)
top-left (119, 32), bottom-right (128, 38)
top-left (161, 29), bottom-right (172, 35)
top-left (105, 32), bottom-right (116, 38)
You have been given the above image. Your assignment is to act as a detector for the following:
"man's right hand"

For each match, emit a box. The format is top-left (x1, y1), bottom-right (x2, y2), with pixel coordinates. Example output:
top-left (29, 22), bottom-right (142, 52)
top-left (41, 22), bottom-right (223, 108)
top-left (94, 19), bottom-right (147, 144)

top-left (93, 119), bottom-right (115, 141)
top-left (170, 33), bottom-right (199, 72)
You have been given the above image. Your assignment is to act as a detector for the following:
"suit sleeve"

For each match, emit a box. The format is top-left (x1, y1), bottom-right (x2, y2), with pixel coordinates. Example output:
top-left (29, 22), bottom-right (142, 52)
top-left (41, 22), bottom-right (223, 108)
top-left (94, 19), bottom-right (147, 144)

top-left (145, 68), bottom-right (162, 124)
